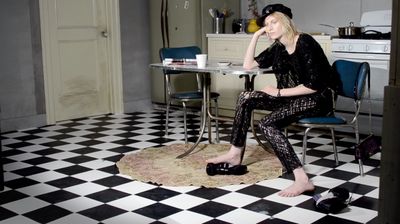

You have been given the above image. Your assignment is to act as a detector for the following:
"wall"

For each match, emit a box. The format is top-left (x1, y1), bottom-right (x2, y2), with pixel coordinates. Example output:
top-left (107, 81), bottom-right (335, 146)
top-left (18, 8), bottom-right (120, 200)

top-left (240, 0), bottom-right (392, 34)
top-left (0, 0), bottom-right (152, 132)
top-left (0, 0), bottom-right (46, 131)
top-left (119, 0), bottom-right (153, 112)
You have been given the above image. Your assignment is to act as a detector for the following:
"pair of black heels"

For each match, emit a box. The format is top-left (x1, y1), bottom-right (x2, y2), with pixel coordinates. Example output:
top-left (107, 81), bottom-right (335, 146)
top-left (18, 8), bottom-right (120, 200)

top-left (206, 163), bottom-right (248, 176)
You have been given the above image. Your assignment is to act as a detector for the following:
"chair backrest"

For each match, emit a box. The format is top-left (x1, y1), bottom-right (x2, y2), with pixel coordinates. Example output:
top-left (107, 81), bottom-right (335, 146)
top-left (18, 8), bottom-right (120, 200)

top-left (332, 60), bottom-right (370, 100)
top-left (159, 46), bottom-right (201, 75)
top-left (159, 46), bottom-right (201, 60)
top-left (159, 46), bottom-right (202, 95)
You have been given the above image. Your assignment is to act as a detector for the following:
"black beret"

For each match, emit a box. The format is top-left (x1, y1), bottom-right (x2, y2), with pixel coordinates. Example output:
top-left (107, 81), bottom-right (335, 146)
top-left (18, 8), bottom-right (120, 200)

top-left (256, 4), bottom-right (293, 27)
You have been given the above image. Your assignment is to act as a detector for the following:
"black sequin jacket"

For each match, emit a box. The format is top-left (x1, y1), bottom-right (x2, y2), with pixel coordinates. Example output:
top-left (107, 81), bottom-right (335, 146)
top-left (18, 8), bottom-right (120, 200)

top-left (254, 33), bottom-right (338, 92)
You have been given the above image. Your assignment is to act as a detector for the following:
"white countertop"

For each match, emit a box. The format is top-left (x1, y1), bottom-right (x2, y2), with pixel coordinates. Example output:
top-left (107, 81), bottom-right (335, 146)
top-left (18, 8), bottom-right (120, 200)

top-left (206, 33), bottom-right (332, 40)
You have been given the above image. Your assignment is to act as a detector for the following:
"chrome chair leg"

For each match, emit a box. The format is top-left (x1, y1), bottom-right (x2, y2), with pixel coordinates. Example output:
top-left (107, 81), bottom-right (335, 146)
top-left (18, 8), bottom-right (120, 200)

top-left (358, 159), bottom-right (365, 176)
top-left (302, 127), bottom-right (312, 164)
top-left (214, 99), bottom-right (219, 143)
top-left (182, 102), bottom-right (188, 144)
top-left (207, 105), bottom-right (212, 144)
top-left (330, 128), bottom-right (339, 165)
top-left (354, 122), bottom-right (365, 176)
top-left (165, 101), bottom-right (171, 137)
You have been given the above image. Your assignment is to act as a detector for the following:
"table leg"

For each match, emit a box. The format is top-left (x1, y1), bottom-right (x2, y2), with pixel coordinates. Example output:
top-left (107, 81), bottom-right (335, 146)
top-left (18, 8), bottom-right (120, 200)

top-left (176, 72), bottom-right (273, 158)
top-left (176, 73), bottom-right (209, 159)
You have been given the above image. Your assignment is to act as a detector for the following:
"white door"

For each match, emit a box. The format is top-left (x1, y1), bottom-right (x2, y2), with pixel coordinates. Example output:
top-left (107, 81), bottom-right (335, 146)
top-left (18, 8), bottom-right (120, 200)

top-left (40, 0), bottom-right (123, 123)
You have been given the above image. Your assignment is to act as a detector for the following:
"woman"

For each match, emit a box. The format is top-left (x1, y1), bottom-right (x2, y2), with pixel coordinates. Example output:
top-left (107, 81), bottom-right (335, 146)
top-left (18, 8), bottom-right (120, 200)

top-left (206, 4), bottom-right (337, 197)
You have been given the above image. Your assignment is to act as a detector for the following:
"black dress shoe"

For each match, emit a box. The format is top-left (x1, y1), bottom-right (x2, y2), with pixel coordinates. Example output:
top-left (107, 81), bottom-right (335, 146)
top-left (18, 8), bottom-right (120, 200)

top-left (206, 163), bottom-right (248, 176)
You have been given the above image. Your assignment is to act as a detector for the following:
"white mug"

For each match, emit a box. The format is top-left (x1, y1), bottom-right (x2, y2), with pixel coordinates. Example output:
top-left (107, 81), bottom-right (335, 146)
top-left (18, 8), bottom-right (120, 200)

top-left (196, 54), bottom-right (207, 68)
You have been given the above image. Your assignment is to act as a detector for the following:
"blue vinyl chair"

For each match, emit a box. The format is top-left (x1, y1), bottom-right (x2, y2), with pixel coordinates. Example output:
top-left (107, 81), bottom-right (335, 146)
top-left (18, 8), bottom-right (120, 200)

top-left (159, 46), bottom-right (220, 144)
top-left (294, 60), bottom-right (370, 176)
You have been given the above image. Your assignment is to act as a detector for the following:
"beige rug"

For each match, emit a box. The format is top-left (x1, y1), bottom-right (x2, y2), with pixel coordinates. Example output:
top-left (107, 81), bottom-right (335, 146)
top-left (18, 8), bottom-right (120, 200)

top-left (116, 143), bottom-right (282, 188)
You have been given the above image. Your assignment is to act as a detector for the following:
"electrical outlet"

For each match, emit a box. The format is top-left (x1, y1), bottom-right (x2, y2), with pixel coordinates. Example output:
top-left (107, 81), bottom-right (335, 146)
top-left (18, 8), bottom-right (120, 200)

top-left (184, 1), bottom-right (189, 10)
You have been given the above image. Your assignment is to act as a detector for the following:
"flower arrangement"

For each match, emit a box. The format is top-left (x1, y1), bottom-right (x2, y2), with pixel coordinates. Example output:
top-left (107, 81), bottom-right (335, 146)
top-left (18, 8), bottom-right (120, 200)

top-left (248, 0), bottom-right (260, 19)
top-left (209, 8), bottom-right (234, 19)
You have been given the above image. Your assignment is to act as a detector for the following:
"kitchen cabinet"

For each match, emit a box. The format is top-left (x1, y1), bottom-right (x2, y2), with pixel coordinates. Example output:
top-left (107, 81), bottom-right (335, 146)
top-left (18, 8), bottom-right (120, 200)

top-left (207, 33), bottom-right (332, 116)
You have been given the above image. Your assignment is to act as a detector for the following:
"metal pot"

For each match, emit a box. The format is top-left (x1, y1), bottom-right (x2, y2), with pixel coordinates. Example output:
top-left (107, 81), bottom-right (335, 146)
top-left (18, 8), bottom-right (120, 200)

top-left (320, 22), bottom-right (364, 37)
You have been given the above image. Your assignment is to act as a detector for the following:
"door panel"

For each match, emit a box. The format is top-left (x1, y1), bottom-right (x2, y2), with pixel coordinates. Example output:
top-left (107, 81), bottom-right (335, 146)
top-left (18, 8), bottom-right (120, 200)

top-left (45, 0), bottom-right (110, 121)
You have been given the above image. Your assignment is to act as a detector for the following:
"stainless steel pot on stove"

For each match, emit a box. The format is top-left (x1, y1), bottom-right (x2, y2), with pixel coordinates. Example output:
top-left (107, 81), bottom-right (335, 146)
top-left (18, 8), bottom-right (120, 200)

top-left (320, 22), bottom-right (364, 37)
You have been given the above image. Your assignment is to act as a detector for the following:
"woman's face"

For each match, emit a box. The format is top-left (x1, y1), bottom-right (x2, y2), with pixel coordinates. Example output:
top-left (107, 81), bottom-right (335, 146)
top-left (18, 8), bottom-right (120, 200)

top-left (264, 14), bottom-right (283, 40)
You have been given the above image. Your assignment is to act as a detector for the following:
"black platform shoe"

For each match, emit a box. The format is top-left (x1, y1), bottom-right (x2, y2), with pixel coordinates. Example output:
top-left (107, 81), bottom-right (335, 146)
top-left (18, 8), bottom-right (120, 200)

top-left (206, 163), bottom-right (248, 176)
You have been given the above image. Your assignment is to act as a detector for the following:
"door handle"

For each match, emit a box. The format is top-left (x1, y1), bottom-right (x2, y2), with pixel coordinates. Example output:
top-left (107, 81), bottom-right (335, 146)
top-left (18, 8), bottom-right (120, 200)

top-left (101, 31), bottom-right (109, 38)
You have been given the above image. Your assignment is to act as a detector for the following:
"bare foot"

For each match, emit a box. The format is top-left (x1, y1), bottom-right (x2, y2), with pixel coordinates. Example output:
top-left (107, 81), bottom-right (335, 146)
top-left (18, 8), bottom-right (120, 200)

top-left (206, 146), bottom-right (243, 165)
top-left (278, 180), bottom-right (315, 197)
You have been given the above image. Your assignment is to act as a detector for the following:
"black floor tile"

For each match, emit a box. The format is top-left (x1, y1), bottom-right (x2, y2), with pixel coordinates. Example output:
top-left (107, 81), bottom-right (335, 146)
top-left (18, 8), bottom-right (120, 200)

top-left (79, 204), bottom-right (127, 221)
top-left (36, 190), bottom-right (80, 204)
top-left (189, 201), bottom-right (236, 218)
top-left (86, 189), bottom-right (130, 203)
top-left (23, 205), bottom-right (72, 223)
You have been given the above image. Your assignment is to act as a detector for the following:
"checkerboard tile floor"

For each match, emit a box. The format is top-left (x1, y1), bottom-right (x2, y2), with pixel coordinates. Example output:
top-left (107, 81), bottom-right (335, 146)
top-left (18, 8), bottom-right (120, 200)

top-left (1, 109), bottom-right (380, 224)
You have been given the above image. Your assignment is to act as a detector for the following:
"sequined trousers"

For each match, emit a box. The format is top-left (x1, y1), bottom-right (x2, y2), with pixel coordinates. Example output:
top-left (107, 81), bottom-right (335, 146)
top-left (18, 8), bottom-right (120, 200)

top-left (230, 90), bottom-right (332, 173)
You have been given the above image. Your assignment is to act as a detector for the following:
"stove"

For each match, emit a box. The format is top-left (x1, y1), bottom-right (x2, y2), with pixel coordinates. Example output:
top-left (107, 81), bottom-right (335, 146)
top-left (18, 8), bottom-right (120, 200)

top-left (332, 9), bottom-right (391, 55)
top-left (331, 10), bottom-right (391, 135)
top-left (331, 38), bottom-right (390, 56)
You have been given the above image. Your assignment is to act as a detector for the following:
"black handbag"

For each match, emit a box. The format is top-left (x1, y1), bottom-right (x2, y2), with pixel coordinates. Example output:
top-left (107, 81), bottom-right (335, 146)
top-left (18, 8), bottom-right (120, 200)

top-left (355, 135), bottom-right (382, 160)
top-left (354, 71), bottom-right (382, 161)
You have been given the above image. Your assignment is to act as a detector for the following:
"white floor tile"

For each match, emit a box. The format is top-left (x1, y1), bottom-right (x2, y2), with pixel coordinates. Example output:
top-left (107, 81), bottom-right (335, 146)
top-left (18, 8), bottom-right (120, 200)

top-left (126, 142), bottom-right (159, 149)
top-left (53, 143), bottom-right (86, 151)
top-left (55, 197), bottom-right (102, 213)
top-left (37, 160), bottom-right (75, 170)
top-left (303, 164), bottom-right (332, 175)
top-left (79, 159), bottom-right (115, 170)
top-left (29, 171), bottom-right (68, 182)
top-left (264, 192), bottom-right (311, 206)
top-left (217, 208), bottom-right (269, 224)
top-left (113, 181), bottom-right (158, 195)
top-left (48, 213), bottom-right (99, 224)
top-left (0, 216), bottom-right (41, 224)
top-left (103, 212), bottom-right (155, 224)
top-left (213, 192), bottom-right (259, 208)
top-left (107, 195), bottom-right (156, 211)
top-left (311, 175), bottom-right (347, 189)
top-left (160, 210), bottom-right (212, 224)
top-left (274, 207), bottom-right (326, 224)
top-left (161, 194), bottom-right (207, 210)
top-left (17, 183), bottom-right (59, 197)
top-left (2, 197), bottom-right (49, 214)
top-left (72, 170), bottom-right (112, 181)
top-left (365, 188), bottom-right (380, 199)
top-left (349, 175), bottom-right (380, 187)
top-left (64, 182), bottom-right (108, 196)
top-left (331, 206), bottom-right (378, 223)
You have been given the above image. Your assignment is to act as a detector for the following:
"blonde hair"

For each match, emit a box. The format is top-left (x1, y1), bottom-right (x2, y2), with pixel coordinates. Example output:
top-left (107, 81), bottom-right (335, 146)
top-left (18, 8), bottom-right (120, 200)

top-left (270, 12), bottom-right (299, 43)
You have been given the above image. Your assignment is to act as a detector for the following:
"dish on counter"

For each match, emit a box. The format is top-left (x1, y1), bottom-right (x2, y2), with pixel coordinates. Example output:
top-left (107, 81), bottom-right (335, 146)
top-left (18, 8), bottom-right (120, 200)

top-left (217, 62), bottom-right (232, 67)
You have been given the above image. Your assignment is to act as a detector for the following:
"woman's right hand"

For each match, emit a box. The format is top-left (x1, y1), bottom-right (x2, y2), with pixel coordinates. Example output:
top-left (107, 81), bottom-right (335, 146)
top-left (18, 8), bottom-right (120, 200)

top-left (254, 26), bottom-right (268, 37)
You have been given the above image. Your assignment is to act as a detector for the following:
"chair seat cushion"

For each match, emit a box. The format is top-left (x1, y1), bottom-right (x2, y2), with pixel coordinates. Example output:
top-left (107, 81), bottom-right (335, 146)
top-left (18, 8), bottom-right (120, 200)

top-left (171, 91), bottom-right (219, 100)
top-left (298, 116), bottom-right (347, 124)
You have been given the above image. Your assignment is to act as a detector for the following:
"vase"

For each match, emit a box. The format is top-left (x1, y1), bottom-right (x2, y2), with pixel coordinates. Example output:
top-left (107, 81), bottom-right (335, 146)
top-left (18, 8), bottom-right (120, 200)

top-left (247, 19), bottom-right (260, 33)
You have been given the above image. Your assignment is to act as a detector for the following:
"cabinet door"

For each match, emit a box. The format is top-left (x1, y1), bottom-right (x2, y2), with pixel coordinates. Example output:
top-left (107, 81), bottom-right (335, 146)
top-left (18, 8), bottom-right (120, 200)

top-left (208, 39), bottom-right (245, 62)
